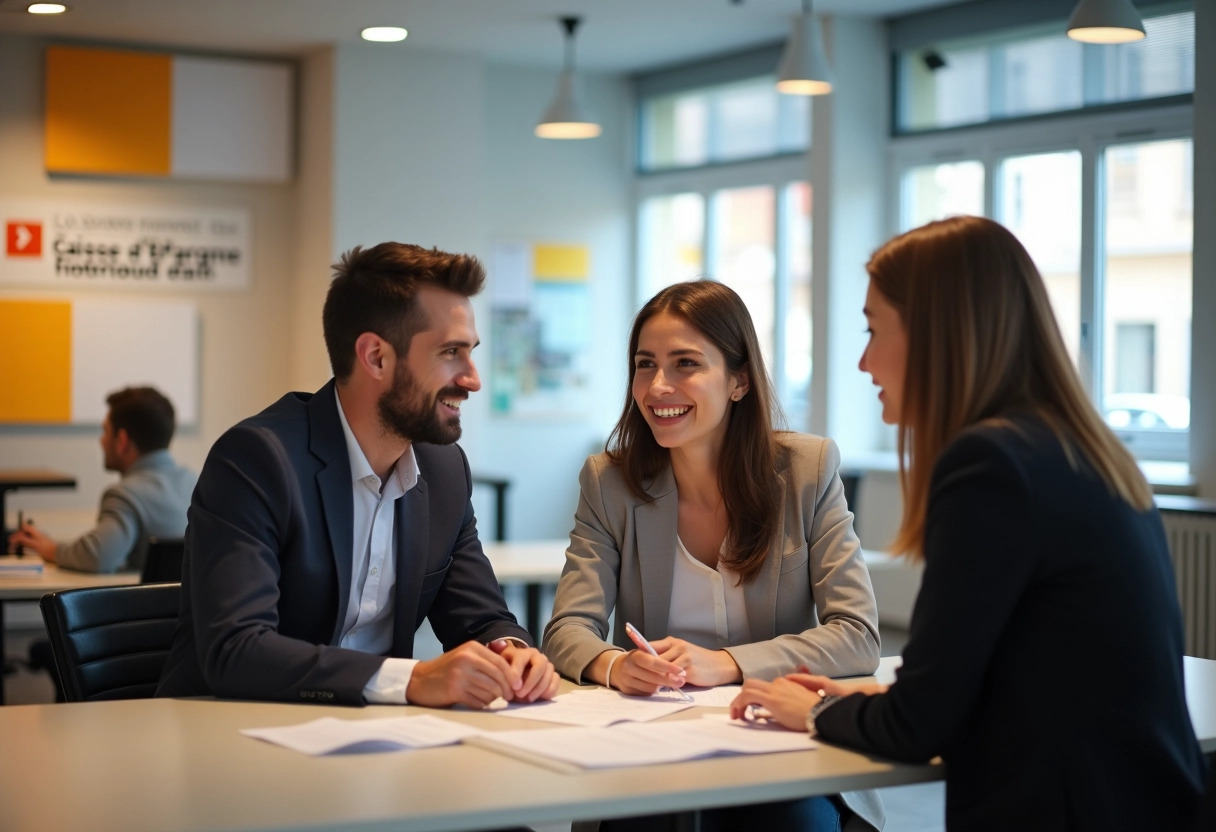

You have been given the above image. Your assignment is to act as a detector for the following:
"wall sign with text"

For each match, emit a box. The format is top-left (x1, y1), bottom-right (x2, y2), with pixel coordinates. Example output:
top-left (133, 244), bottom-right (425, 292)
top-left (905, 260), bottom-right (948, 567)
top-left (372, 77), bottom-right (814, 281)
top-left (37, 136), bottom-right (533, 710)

top-left (0, 201), bottom-right (250, 291)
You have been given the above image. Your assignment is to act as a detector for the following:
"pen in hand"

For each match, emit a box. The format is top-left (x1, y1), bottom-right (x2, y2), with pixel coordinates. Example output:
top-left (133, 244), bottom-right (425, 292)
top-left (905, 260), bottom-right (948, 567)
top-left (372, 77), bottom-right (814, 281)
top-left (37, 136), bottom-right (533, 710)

top-left (14, 510), bottom-right (24, 558)
top-left (624, 621), bottom-right (694, 703)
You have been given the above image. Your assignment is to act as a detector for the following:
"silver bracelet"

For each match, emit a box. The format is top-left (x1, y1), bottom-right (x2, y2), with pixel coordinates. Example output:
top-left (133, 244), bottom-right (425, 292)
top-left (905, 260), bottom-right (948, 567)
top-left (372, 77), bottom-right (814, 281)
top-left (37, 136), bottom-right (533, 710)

top-left (603, 649), bottom-right (627, 690)
top-left (805, 690), bottom-right (841, 737)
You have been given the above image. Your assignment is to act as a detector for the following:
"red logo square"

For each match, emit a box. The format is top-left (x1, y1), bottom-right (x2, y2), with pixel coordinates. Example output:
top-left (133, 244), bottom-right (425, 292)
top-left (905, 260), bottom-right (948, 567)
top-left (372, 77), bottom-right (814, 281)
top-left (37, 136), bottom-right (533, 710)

top-left (6, 221), bottom-right (43, 257)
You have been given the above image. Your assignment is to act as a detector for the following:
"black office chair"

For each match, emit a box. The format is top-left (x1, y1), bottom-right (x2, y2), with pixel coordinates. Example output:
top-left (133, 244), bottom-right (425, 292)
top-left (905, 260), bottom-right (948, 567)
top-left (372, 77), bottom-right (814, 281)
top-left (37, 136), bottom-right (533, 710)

top-left (139, 536), bottom-right (185, 584)
top-left (840, 469), bottom-right (863, 521)
top-left (38, 583), bottom-right (180, 701)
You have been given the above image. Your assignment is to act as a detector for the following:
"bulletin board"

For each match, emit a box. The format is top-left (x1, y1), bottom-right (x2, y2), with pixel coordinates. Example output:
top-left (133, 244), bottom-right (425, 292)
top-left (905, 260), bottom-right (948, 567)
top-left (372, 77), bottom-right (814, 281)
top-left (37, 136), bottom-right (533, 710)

top-left (488, 242), bottom-right (591, 418)
top-left (0, 298), bottom-right (198, 425)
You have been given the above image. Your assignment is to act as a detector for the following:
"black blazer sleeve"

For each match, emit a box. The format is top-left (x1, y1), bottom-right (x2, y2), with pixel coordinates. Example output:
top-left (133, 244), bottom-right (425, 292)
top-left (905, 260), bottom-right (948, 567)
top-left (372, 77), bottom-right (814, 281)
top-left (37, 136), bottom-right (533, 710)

top-left (816, 430), bottom-right (1037, 760)
top-left (412, 443), bottom-right (532, 650)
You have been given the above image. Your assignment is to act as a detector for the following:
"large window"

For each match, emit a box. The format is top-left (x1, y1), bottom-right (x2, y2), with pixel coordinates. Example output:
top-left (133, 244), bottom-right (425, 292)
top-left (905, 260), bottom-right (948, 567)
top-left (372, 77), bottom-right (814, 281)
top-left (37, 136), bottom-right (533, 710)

top-left (889, 6), bottom-right (1194, 461)
top-left (892, 110), bottom-right (1192, 461)
top-left (639, 75), bottom-right (809, 171)
top-left (897, 9), bottom-right (1194, 133)
top-left (999, 151), bottom-right (1083, 363)
top-left (1101, 137), bottom-right (1193, 453)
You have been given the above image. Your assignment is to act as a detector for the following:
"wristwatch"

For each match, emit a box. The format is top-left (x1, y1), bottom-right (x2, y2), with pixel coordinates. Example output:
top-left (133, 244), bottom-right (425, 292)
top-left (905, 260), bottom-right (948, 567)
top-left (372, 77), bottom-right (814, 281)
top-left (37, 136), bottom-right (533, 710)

top-left (806, 693), bottom-right (841, 737)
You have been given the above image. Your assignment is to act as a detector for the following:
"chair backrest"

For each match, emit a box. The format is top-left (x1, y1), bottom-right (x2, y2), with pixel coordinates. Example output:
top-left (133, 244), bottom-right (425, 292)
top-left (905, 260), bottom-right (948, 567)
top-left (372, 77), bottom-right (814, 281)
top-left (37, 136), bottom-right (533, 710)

top-left (840, 470), bottom-right (863, 521)
top-left (39, 583), bottom-right (181, 702)
top-left (140, 537), bottom-right (185, 584)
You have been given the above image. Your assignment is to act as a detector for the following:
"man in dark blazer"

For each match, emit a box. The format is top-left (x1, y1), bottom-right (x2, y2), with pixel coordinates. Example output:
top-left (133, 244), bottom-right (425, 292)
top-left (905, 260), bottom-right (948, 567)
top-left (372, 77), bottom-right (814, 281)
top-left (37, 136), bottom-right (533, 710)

top-left (157, 242), bottom-right (558, 707)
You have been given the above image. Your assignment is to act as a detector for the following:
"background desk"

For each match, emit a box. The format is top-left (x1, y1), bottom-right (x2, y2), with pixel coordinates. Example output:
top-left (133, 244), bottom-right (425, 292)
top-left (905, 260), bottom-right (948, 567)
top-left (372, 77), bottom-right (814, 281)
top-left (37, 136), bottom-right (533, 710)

top-left (482, 539), bottom-right (566, 643)
top-left (1, 657), bottom-right (1213, 832)
top-left (0, 565), bottom-right (138, 704)
top-left (0, 468), bottom-right (77, 537)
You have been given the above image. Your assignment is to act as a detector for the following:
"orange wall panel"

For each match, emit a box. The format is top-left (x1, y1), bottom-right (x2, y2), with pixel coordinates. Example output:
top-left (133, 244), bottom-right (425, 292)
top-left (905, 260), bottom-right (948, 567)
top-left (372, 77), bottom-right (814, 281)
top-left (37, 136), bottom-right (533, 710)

top-left (0, 301), bottom-right (72, 423)
top-left (44, 47), bottom-right (172, 176)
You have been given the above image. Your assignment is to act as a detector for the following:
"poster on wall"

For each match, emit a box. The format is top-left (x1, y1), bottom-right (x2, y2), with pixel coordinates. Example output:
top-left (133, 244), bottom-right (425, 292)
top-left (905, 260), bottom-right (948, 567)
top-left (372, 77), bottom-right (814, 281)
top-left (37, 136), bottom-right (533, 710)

top-left (0, 200), bottom-right (250, 291)
top-left (489, 241), bottom-right (591, 418)
top-left (0, 298), bottom-right (199, 426)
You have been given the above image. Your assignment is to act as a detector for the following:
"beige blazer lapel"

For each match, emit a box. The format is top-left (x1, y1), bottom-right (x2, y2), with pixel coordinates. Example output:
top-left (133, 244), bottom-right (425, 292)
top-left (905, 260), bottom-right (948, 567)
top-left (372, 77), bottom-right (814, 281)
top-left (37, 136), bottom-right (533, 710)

top-left (633, 465), bottom-right (678, 638)
top-left (741, 468), bottom-right (790, 642)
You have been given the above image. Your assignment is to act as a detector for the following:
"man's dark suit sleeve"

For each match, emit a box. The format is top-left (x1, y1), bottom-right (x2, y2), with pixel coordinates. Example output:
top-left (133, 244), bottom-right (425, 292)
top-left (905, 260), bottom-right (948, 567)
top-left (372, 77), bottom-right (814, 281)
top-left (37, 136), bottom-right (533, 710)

top-left (412, 443), bottom-right (532, 650)
top-left (183, 424), bottom-right (384, 705)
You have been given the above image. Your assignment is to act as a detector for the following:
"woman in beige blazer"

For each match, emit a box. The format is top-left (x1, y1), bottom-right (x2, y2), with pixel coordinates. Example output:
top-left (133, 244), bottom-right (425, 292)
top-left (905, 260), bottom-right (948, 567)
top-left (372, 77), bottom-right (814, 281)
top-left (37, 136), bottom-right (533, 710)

top-left (543, 280), bottom-right (883, 832)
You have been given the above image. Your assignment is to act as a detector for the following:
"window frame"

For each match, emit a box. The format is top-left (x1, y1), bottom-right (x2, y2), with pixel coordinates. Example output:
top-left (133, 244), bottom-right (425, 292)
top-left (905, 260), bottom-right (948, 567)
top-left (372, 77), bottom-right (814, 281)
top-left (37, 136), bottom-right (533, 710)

top-left (887, 101), bottom-right (1193, 460)
top-left (634, 153), bottom-right (811, 427)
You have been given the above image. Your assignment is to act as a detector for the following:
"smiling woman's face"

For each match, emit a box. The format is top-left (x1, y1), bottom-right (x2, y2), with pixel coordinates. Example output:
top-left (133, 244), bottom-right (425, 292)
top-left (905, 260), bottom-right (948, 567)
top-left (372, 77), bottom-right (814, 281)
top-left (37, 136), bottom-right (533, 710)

top-left (632, 311), bottom-right (748, 455)
top-left (859, 280), bottom-right (908, 426)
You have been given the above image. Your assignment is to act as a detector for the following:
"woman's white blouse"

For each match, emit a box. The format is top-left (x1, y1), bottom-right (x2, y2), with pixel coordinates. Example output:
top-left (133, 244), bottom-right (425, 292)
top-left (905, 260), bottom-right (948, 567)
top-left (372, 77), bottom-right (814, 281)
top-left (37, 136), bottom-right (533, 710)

top-left (667, 536), bottom-right (752, 649)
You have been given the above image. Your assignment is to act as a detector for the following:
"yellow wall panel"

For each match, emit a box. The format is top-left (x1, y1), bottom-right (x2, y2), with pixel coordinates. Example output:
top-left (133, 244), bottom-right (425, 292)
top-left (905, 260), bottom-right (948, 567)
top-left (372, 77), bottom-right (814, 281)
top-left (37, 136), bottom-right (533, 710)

top-left (0, 301), bottom-right (72, 423)
top-left (533, 244), bottom-right (590, 282)
top-left (45, 47), bottom-right (172, 176)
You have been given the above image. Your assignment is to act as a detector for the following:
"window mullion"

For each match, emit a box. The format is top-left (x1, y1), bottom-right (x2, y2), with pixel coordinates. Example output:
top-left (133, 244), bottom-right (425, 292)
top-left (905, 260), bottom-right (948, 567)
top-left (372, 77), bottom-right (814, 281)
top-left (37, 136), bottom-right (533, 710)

top-left (1078, 136), bottom-right (1101, 398)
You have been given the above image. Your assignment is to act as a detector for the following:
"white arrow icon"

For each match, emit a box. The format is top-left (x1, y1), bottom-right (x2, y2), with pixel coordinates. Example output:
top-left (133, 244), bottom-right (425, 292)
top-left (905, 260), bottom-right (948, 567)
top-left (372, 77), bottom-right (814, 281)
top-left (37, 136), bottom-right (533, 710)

top-left (14, 225), bottom-right (32, 251)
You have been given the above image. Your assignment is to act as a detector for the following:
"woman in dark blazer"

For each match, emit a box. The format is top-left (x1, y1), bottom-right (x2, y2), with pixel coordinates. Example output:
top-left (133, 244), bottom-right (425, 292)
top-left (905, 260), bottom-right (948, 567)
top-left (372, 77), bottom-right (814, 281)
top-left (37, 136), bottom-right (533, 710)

top-left (544, 280), bottom-right (883, 831)
top-left (731, 215), bottom-right (1207, 830)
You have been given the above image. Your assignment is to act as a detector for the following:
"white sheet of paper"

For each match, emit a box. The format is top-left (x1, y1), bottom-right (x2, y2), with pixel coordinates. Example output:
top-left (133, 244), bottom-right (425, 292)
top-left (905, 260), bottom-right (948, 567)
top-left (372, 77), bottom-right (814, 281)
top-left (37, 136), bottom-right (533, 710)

top-left (493, 687), bottom-right (695, 726)
top-left (241, 714), bottom-right (485, 756)
top-left (473, 714), bottom-right (814, 769)
top-left (664, 685), bottom-right (743, 707)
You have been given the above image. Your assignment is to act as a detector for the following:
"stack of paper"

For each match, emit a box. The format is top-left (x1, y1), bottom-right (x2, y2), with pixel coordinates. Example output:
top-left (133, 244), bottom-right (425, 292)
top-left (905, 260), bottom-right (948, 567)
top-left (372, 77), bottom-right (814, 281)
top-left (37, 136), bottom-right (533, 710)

top-left (469, 714), bottom-right (815, 769)
top-left (0, 555), bottom-right (44, 575)
top-left (493, 687), bottom-right (696, 727)
top-left (241, 715), bottom-right (485, 756)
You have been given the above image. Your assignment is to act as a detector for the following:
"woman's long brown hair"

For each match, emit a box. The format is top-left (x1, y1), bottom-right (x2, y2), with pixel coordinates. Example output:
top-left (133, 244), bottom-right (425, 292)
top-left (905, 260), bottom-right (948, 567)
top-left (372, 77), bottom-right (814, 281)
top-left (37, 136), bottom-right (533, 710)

top-left (605, 280), bottom-right (783, 583)
top-left (868, 216), bottom-right (1153, 561)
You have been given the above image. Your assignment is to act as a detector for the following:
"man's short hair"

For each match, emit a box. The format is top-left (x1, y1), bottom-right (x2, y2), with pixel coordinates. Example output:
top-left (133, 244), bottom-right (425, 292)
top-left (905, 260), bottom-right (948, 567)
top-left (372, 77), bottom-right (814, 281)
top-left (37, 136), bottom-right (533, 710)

top-left (106, 387), bottom-right (176, 454)
top-left (323, 242), bottom-right (487, 380)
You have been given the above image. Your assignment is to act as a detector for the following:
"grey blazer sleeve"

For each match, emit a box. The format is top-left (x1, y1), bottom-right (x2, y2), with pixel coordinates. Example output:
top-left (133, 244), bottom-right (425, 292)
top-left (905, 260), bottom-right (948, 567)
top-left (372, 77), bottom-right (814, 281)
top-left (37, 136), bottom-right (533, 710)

top-left (54, 484), bottom-right (144, 573)
top-left (544, 440), bottom-right (880, 684)
top-left (722, 436), bottom-right (880, 679)
top-left (542, 455), bottom-right (625, 682)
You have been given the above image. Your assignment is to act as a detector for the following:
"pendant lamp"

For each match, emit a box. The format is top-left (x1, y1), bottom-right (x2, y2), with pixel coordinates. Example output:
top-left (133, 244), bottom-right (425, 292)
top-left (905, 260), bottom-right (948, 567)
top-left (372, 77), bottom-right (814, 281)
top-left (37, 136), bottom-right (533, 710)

top-left (776, 0), bottom-right (833, 95)
top-left (536, 16), bottom-right (601, 139)
top-left (1067, 0), bottom-right (1146, 44)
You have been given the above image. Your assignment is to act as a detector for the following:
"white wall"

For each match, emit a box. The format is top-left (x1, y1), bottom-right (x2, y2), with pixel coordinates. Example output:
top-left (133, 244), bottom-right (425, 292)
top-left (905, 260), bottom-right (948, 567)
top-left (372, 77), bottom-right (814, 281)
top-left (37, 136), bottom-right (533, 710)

top-left (289, 46), bottom-right (336, 392)
top-left (324, 45), bottom-right (633, 541)
top-left (474, 65), bottom-right (633, 540)
top-left (0, 34), bottom-right (296, 533)
top-left (810, 17), bottom-right (889, 459)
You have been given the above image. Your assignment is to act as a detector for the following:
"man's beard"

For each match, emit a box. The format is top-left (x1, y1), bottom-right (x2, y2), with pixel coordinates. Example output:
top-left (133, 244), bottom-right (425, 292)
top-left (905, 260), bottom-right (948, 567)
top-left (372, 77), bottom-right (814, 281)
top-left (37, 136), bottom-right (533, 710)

top-left (378, 361), bottom-right (464, 445)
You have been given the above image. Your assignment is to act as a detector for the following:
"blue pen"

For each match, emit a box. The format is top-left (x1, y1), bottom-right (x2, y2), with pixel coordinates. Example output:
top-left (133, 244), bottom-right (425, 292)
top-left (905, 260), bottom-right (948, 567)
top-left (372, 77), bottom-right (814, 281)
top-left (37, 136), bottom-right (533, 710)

top-left (624, 621), bottom-right (694, 702)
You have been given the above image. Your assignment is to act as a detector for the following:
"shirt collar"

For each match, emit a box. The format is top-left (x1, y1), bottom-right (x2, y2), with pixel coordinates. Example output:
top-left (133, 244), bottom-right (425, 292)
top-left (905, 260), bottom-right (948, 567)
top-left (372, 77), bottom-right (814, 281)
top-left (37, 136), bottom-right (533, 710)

top-left (334, 391), bottom-right (419, 493)
top-left (127, 448), bottom-right (174, 475)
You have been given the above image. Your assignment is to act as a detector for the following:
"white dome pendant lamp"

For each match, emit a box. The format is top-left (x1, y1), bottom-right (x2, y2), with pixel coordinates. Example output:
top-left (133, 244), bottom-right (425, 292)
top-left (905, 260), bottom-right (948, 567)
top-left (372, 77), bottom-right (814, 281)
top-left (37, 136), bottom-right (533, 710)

top-left (1067, 0), bottom-right (1146, 44)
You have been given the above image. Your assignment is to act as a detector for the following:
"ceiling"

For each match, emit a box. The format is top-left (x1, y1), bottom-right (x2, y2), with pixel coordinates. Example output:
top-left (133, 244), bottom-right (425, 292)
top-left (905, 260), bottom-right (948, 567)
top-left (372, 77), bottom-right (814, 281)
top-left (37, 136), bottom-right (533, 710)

top-left (0, 0), bottom-right (968, 73)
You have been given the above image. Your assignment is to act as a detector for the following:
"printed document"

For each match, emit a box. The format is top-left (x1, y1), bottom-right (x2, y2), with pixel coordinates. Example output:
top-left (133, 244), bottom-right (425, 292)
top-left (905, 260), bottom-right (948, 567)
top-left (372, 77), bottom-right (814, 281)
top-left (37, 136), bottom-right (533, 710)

top-left (493, 687), bottom-right (695, 727)
top-left (471, 713), bottom-right (815, 769)
top-left (241, 714), bottom-right (485, 756)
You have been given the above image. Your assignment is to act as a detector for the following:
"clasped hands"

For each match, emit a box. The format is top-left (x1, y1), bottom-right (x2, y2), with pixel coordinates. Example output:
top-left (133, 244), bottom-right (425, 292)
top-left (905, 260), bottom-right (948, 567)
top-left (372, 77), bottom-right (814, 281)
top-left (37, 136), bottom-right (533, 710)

top-left (607, 637), bottom-right (743, 695)
top-left (728, 668), bottom-right (888, 732)
top-left (406, 638), bottom-right (560, 709)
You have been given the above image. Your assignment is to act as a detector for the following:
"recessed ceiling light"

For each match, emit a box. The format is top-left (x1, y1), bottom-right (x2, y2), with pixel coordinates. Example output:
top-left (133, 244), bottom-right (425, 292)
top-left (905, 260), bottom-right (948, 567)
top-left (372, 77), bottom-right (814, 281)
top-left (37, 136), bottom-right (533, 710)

top-left (360, 27), bottom-right (407, 43)
top-left (27, 3), bottom-right (69, 13)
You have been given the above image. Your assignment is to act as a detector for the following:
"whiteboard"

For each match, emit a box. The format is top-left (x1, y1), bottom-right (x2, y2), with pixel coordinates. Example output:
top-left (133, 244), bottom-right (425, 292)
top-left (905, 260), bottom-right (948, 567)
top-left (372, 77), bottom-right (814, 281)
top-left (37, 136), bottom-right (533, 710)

top-left (70, 299), bottom-right (198, 425)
